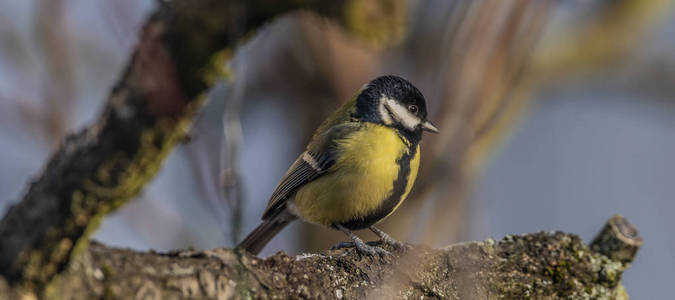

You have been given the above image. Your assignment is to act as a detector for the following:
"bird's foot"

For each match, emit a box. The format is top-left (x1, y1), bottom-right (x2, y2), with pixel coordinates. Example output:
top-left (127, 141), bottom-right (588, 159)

top-left (331, 240), bottom-right (390, 257)
top-left (331, 241), bottom-right (356, 250)
top-left (332, 224), bottom-right (391, 257)
top-left (370, 226), bottom-right (413, 251)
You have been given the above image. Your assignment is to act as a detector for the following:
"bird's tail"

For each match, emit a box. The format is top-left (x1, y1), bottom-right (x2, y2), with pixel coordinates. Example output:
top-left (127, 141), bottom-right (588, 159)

top-left (238, 210), bottom-right (296, 255)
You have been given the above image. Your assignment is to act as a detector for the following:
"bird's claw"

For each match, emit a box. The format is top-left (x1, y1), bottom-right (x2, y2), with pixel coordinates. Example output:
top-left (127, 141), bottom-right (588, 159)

top-left (370, 226), bottom-right (413, 251)
top-left (355, 243), bottom-right (391, 258)
top-left (381, 238), bottom-right (413, 251)
top-left (368, 245), bottom-right (392, 257)
top-left (331, 241), bottom-right (355, 250)
top-left (331, 241), bottom-right (392, 258)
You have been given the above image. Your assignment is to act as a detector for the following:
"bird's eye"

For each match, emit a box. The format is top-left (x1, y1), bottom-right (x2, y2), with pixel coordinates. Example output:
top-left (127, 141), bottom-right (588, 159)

top-left (408, 105), bottom-right (418, 113)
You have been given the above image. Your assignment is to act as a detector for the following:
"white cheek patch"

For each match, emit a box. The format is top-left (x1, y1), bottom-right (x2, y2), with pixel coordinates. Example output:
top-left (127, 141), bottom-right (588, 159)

top-left (378, 101), bottom-right (394, 125)
top-left (383, 97), bottom-right (422, 130)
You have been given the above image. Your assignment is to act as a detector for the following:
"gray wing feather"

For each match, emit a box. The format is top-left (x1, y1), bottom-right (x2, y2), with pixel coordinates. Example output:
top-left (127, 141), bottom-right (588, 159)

top-left (261, 123), bottom-right (360, 220)
top-left (262, 151), bottom-right (334, 219)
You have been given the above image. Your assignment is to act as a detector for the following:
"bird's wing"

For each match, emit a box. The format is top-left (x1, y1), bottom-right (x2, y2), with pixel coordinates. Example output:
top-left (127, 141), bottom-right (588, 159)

top-left (261, 123), bottom-right (360, 220)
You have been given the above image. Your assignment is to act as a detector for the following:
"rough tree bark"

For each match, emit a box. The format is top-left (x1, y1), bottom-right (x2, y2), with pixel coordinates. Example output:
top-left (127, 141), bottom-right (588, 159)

top-left (0, 215), bottom-right (642, 299)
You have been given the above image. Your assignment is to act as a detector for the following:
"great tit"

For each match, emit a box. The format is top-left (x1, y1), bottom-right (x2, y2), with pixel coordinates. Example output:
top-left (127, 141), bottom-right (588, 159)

top-left (238, 75), bottom-right (438, 256)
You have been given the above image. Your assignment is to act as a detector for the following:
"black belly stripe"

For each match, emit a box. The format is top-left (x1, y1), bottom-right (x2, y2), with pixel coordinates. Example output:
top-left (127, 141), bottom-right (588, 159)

top-left (339, 141), bottom-right (418, 230)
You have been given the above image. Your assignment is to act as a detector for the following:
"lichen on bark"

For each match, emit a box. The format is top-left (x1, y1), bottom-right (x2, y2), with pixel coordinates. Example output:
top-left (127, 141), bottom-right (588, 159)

top-left (0, 216), bottom-right (638, 299)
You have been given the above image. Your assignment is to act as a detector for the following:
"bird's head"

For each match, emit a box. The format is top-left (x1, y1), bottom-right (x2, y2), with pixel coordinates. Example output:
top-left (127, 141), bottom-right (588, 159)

top-left (354, 75), bottom-right (438, 137)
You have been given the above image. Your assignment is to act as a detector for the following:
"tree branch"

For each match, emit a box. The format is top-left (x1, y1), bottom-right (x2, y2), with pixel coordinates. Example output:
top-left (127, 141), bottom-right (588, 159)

top-left (0, 0), bottom-right (351, 291)
top-left (0, 215), bottom-right (642, 299)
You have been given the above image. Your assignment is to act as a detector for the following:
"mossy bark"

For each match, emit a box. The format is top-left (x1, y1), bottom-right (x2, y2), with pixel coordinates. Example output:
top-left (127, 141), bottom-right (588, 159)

top-left (0, 216), bottom-right (642, 299)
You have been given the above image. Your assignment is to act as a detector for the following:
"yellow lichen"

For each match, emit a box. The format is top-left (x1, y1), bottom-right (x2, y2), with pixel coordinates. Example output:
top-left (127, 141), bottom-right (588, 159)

top-left (203, 49), bottom-right (234, 85)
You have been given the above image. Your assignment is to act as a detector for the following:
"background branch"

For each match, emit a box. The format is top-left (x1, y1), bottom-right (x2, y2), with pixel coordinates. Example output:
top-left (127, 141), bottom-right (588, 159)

top-left (0, 0), bottom-right (355, 292)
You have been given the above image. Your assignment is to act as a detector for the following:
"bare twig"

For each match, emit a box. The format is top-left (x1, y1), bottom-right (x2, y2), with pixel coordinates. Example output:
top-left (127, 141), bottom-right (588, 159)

top-left (220, 58), bottom-right (247, 244)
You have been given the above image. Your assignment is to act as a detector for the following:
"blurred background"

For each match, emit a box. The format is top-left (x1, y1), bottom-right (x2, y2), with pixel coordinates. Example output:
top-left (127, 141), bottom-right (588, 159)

top-left (1, 0), bottom-right (674, 298)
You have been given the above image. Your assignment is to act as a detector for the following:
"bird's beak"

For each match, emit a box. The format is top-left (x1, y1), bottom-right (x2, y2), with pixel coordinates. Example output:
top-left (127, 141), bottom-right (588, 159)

top-left (421, 120), bottom-right (439, 133)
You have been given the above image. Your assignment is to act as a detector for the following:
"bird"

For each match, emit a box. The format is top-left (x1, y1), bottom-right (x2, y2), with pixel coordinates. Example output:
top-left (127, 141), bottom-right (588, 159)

top-left (238, 75), bottom-right (438, 256)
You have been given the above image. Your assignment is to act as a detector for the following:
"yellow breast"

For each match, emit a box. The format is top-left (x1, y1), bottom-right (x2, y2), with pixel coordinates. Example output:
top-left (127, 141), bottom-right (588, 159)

top-left (292, 124), bottom-right (419, 226)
